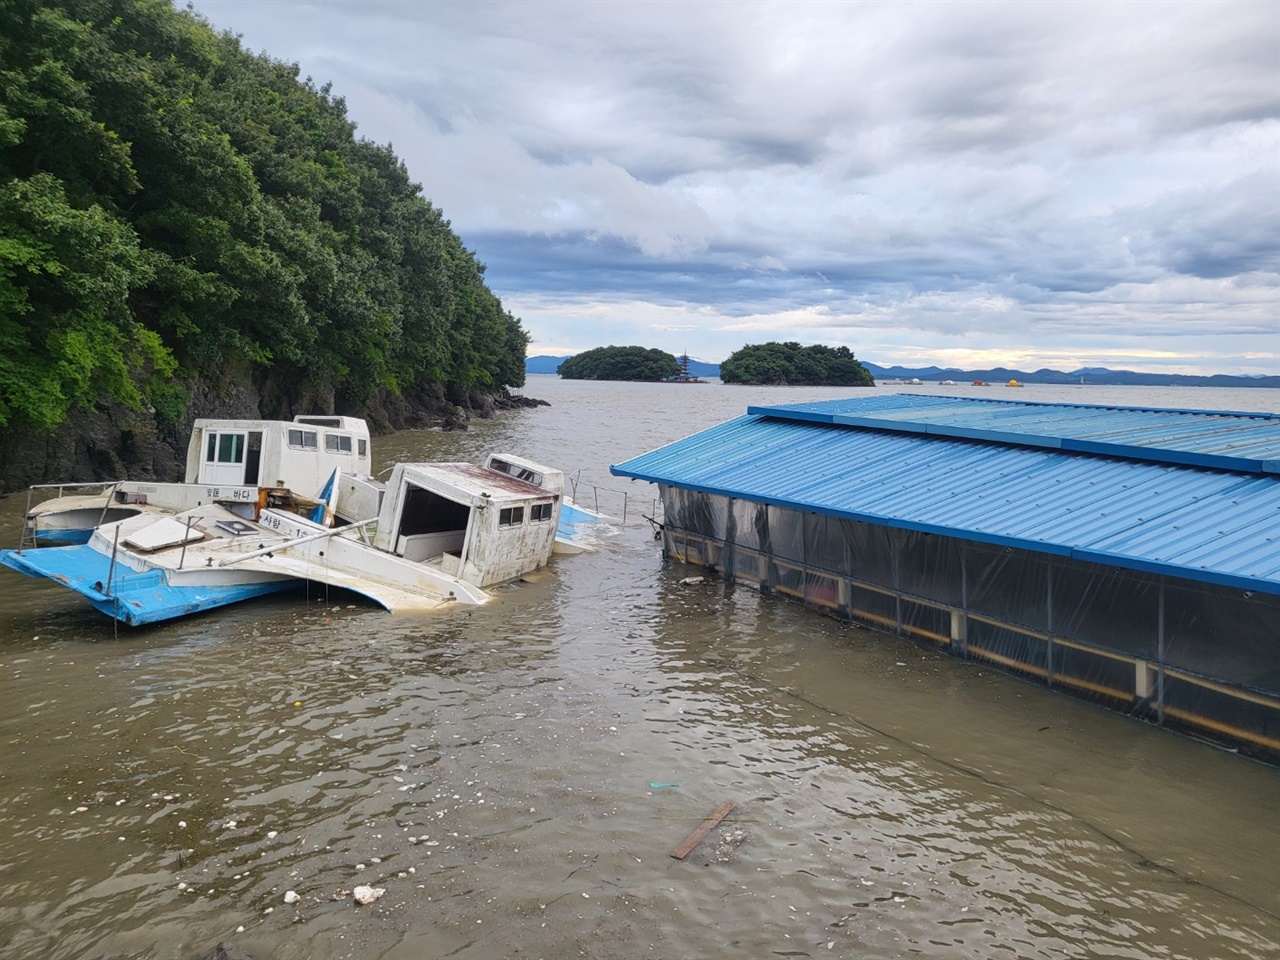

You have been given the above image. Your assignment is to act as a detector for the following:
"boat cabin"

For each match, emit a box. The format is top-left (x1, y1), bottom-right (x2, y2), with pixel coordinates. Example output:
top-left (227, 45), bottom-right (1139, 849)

top-left (372, 454), bottom-right (564, 588)
top-left (185, 416), bottom-right (372, 492)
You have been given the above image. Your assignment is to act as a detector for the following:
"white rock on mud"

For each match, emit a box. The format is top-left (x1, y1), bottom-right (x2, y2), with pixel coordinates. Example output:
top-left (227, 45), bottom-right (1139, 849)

top-left (353, 885), bottom-right (385, 906)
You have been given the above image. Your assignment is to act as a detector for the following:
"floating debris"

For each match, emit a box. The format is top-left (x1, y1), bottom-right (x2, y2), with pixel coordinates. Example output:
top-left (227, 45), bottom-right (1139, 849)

top-left (353, 885), bottom-right (385, 906)
top-left (671, 800), bottom-right (736, 860)
top-left (710, 827), bottom-right (748, 863)
top-left (283, 890), bottom-right (300, 904)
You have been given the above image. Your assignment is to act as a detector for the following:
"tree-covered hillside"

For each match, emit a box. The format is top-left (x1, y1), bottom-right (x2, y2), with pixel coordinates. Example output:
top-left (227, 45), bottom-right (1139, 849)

top-left (0, 0), bottom-right (527, 440)
top-left (557, 346), bottom-right (679, 381)
top-left (719, 342), bottom-right (874, 386)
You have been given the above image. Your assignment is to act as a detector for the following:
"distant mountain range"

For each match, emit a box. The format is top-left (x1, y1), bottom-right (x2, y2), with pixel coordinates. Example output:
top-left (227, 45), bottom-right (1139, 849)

top-left (860, 363), bottom-right (1279, 388)
top-left (526, 355), bottom-right (1277, 387)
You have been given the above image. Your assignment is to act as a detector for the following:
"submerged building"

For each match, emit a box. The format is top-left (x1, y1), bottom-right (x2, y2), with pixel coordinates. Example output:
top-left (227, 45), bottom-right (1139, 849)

top-left (611, 395), bottom-right (1280, 761)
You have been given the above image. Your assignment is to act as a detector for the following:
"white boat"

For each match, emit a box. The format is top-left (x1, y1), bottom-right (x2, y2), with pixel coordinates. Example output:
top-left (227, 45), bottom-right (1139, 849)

top-left (17, 415), bottom-right (377, 545)
top-left (1, 417), bottom-right (587, 625)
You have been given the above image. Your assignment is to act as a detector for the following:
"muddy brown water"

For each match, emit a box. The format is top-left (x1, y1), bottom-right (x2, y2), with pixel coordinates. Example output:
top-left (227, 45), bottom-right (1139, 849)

top-left (0, 381), bottom-right (1277, 960)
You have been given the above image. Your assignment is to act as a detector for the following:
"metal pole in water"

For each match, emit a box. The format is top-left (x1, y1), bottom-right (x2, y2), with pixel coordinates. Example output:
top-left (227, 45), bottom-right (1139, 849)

top-left (20, 485), bottom-right (35, 551)
top-left (1157, 583), bottom-right (1166, 726)
top-left (105, 525), bottom-right (121, 597)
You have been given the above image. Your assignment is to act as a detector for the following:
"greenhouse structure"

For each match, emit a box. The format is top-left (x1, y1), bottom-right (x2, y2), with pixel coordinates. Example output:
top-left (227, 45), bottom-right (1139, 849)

top-left (612, 395), bottom-right (1280, 761)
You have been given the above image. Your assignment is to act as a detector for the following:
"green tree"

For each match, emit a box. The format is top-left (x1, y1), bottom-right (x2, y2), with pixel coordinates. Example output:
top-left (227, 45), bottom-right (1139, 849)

top-left (0, 172), bottom-right (170, 427)
top-left (0, 0), bottom-right (532, 437)
top-left (719, 342), bottom-right (874, 386)
top-left (558, 346), bottom-right (680, 381)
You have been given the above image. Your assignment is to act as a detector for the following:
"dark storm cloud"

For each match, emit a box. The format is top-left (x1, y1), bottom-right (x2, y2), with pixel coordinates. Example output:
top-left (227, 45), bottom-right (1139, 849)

top-left (1126, 171), bottom-right (1280, 280)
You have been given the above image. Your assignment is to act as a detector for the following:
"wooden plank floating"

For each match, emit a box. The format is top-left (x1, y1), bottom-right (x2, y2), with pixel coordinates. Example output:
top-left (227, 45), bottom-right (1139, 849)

top-left (670, 800), bottom-right (736, 860)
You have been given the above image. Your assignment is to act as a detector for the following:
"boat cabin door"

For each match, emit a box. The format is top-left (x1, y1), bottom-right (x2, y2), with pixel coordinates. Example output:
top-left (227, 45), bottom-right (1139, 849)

top-left (199, 430), bottom-right (262, 486)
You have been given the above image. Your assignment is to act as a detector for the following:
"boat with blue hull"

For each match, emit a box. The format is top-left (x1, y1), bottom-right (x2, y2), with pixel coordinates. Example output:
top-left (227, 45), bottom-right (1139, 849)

top-left (2, 417), bottom-right (594, 626)
top-left (1, 543), bottom-right (297, 625)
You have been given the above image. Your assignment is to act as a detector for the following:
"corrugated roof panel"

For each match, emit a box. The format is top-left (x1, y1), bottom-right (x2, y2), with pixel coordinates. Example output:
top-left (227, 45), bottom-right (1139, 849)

top-left (611, 407), bottom-right (1280, 594)
top-left (747, 395), bottom-right (1280, 473)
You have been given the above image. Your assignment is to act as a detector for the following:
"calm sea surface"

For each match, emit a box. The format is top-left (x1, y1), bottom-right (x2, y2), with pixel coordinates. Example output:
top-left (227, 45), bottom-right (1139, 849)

top-left (0, 380), bottom-right (1277, 960)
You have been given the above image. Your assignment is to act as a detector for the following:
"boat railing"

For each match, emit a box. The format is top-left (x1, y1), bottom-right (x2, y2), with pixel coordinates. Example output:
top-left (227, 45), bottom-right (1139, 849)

top-left (566, 476), bottom-right (659, 525)
top-left (18, 479), bottom-right (125, 551)
top-left (217, 517), bottom-right (379, 567)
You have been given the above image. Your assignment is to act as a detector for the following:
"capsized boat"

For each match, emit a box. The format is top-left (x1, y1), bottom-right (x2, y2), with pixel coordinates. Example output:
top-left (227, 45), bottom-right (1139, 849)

top-left (1, 417), bottom-right (589, 625)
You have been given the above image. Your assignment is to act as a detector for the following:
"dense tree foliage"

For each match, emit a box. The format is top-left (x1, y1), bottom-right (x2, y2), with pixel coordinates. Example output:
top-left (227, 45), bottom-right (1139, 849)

top-left (0, 0), bottom-right (527, 430)
top-left (719, 342), bottom-right (875, 386)
top-left (557, 346), bottom-right (679, 381)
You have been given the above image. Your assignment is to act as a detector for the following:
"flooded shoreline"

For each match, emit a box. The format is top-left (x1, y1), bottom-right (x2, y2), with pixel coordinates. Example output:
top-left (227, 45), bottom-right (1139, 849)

top-left (1, 381), bottom-right (1277, 959)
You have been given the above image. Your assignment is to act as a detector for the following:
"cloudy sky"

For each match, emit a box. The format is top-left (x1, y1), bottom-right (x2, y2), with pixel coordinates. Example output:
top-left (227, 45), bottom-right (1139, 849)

top-left (191, 1), bottom-right (1279, 374)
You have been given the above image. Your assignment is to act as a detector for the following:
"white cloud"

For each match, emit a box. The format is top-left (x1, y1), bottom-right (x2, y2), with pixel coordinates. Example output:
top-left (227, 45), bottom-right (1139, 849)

top-left (193, 0), bottom-right (1280, 375)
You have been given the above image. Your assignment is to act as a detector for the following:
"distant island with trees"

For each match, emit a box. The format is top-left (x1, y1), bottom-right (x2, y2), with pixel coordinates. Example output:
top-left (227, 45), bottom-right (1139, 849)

top-left (719, 343), bottom-right (874, 386)
top-left (528, 351), bottom-right (1279, 388)
top-left (556, 346), bottom-right (680, 381)
top-left (536, 342), bottom-right (875, 385)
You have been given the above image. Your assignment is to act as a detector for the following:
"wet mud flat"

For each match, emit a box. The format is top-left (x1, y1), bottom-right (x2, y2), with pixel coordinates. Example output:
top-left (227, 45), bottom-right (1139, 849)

top-left (1, 531), bottom-right (1277, 960)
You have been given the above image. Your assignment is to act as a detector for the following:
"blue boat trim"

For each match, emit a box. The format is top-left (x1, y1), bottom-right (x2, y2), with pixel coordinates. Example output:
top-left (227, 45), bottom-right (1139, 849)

top-left (0, 545), bottom-right (295, 626)
top-left (557, 501), bottom-right (608, 542)
top-left (28, 528), bottom-right (95, 545)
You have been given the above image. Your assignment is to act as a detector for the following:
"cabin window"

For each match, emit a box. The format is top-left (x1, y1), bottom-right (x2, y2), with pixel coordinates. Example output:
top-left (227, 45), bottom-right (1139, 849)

top-left (325, 433), bottom-right (353, 454)
top-left (296, 416), bottom-right (342, 427)
top-left (210, 433), bottom-right (244, 463)
top-left (489, 458), bottom-right (543, 486)
top-left (499, 506), bottom-right (525, 527)
top-left (358, 438), bottom-right (368, 458)
top-left (287, 429), bottom-right (318, 450)
top-left (531, 502), bottom-right (553, 522)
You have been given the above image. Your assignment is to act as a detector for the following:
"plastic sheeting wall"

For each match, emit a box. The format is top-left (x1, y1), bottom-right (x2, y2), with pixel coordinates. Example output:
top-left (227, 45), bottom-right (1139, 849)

top-left (660, 486), bottom-right (1280, 760)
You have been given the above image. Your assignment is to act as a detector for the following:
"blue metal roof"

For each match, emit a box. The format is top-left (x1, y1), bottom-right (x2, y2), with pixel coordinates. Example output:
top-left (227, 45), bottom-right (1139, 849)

top-left (746, 395), bottom-right (1280, 474)
top-left (611, 397), bottom-right (1280, 594)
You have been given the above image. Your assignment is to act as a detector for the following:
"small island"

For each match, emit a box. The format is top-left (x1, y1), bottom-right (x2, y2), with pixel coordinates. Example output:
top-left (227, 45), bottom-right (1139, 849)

top-left (557, 346), bottom-right (680, 381)
top-left (719, 342), bottom-right (875, 386)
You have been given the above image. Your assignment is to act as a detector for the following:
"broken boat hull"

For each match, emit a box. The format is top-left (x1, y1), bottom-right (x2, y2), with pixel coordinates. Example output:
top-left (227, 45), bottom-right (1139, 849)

top-left (0, 545), bottom-right (297, 626)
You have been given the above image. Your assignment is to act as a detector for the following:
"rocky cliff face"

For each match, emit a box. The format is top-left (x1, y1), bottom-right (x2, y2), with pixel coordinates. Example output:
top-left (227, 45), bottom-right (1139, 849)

top-left (0, 372), bottom-right (547, 494)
